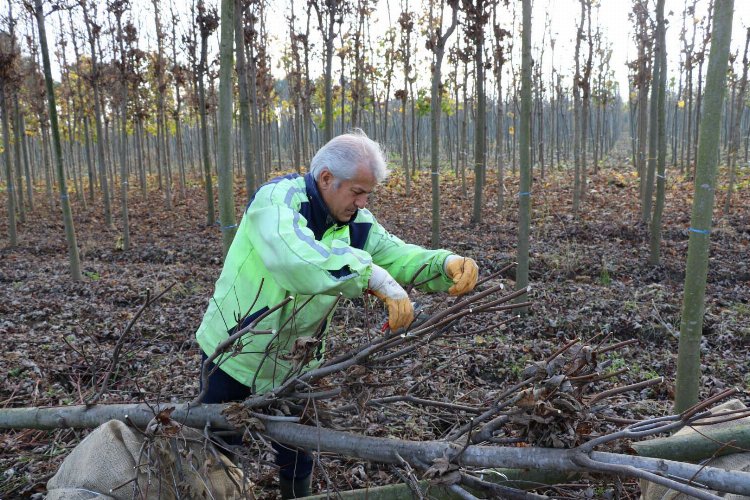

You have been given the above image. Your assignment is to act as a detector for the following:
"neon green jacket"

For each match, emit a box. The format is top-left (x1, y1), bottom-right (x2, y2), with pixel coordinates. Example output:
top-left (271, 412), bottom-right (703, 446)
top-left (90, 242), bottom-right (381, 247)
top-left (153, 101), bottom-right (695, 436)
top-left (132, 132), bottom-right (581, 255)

top-left (196, 173), bottom-right (455, 393)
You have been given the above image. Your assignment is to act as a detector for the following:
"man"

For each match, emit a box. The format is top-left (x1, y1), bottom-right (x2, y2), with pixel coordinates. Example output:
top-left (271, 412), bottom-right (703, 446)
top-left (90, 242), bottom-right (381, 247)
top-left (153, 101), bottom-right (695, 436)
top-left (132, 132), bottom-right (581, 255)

top-left (195, 130), bottom-right (478, 498)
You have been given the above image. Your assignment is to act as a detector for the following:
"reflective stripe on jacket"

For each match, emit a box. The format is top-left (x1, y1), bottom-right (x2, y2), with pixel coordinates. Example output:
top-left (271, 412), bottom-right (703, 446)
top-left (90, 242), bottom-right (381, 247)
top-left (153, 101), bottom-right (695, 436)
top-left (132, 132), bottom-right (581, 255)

top-left (196, 172), bottom-right (454, 393)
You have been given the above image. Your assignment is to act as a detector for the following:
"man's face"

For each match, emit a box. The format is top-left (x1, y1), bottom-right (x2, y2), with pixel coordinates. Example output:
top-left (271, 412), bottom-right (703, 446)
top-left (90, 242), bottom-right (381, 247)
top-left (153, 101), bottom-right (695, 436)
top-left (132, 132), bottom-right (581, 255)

top-left (318, 165), bottom-right (377, 223)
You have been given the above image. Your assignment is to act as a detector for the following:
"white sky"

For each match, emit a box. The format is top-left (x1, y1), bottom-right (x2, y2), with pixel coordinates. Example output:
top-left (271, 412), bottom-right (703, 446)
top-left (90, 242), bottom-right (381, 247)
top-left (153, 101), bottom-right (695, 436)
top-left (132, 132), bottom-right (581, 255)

top-left (31, 0), bottom-right (750, 100)
top-left (268, 0), bottom-right (750, 98)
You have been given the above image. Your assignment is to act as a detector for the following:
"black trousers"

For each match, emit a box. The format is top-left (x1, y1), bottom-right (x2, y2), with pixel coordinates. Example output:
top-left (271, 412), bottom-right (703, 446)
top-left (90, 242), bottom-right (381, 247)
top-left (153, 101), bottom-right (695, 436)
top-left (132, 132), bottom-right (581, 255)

top-left (200, 353), bottom-right (314, 479)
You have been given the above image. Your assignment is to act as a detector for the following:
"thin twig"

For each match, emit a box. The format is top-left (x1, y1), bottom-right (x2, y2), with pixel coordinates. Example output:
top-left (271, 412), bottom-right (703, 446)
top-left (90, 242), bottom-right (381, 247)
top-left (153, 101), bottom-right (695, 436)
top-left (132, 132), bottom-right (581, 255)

top-left (572, 452), bottom-right (722, 500)
top-left (88, 283), bottom-right (175, 406)
top-left (588, 377), bottom-right (663, 404)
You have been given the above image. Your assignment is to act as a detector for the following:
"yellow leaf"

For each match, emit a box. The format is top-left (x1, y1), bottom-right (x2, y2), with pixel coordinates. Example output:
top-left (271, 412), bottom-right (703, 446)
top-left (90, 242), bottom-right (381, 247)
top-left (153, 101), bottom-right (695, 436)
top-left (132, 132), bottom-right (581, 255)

top-left (508, 126), bottom-right (515, 135)
top-left (678, 100), bottom-right (685, 108)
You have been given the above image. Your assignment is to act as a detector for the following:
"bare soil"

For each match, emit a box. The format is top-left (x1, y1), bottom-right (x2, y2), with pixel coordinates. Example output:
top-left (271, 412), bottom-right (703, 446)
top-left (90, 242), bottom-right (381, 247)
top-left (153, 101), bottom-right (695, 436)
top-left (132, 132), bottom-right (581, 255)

top-left (1, 161), bottom-right (748, 498)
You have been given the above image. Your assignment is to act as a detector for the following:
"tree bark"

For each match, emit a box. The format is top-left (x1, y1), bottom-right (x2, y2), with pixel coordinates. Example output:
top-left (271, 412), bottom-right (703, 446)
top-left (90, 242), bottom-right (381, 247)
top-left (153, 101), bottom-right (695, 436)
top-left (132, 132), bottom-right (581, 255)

top-left (428, 0), bottom-right (458, 248)
top-left (236, 0), bottom-right (255, 199)
top-left (197, 2), bottom-right (217, 226)
top-left (648, 0), bottom-right (668, 265)
top-left (632, 420), bottom-right (750, 464)
top-left (723, 28), bottom-right (750, 214)
top-left (113, 4), bottom-right (130, 252)
top-left (675, 0), bottom-right (734, 412)
top-left (0, 83), bottom-right (17, 246)
top-left (470, 0), bottom-right (487, 224)
top-left (516, 0), bottom-right (532, 314)
top-left (34, 0), bottom-right (82, 281)
top-left (2, 403), bottom-right (750, 497)
top-left (642, 6), bottom-right (661, 225)
top-left (217, 0), bottom-right (237, 255)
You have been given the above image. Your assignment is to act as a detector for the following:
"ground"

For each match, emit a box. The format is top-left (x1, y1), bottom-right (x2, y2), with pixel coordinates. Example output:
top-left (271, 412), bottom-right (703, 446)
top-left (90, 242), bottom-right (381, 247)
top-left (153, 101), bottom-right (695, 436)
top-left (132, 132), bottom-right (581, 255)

top-left (1, 158), bottom-right (748, 498)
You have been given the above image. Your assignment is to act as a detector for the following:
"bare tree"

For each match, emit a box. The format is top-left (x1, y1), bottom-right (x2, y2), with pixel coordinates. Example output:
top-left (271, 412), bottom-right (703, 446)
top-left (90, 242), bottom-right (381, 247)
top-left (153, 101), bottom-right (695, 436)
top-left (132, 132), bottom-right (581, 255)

top-left (152, 0), bottom-right (172, 210)
top-left (195, 0), bottom-right (218, 226)
top-left (675, 0), bottom-right (734, 412)
top-left (648, 0), bottom-right (668, 265)
top-left (80, 0), bottom-right (113, 227)
top-left (492, 7), bottom-right (509, 212)
top-left (236, 0), bottom-right (255, 198)
top-left (396, 7), bottom-right (414, 196)
top-left (426, 0), bottom-right (458, 248)
top-left (723, 28), bottom-right (750, 214)
top-left (517, 0), bottom-right (531, 312)
top-left (32, 0), bottom-right (82, 280)
top-left (109, 0), bottom-right (131, 251)
top-left (465, 0), bottom-right (490, 224)
top-left (216, 0), bottom-right (237, 255)
top-left (0, 27), bottom-right (18, 246)
top-left (310, 0), bottom-right (343, 143)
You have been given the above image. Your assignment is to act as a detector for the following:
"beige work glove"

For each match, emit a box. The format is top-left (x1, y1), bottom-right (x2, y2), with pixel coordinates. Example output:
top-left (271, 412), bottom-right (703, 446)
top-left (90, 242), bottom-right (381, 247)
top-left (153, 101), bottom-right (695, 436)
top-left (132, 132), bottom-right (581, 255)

top-left (444, 255), bottom-right (479, 296)
top-left (368, 264), bottom-right (414, 331)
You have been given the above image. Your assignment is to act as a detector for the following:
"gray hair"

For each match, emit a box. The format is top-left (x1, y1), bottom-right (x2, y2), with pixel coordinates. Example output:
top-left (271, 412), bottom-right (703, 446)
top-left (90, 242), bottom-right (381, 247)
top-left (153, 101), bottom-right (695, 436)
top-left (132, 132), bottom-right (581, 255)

top-left (309, 129), bottom-right (389, 183)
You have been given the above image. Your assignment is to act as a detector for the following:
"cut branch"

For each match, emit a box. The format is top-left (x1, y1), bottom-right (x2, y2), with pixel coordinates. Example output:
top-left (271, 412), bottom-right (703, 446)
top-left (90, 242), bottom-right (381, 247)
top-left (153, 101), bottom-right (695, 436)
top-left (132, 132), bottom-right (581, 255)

top-left (2, 403), bottom-right (750, 497)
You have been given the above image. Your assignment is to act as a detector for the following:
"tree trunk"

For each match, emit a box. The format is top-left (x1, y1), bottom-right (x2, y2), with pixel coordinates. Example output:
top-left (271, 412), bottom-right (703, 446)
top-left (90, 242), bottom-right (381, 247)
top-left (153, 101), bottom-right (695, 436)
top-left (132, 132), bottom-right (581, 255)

top-left (12, 95), bottom-right (25, 223)
top-left (572, 1), bottom-right (583, 215)
top-left (0, 84), bottom-right (17, 246)
top-left (18, 112), bottom-right (34, 211)
top-left (723, 28), bottom-right (750, 214)
top-left (642, 12), bottom-right (661, 225)
top-left (398, 14), bottom-right (411, 193)
top-left (428, 2), bottom-right (458, 248)
top-left (248, 40), bottom-right (263, 185)
top-left (113, 7), bottom-right (130, 251)
top-left (236, 0), bottom-right (255, 199)
top-left (217, 0), bottom-right (237, 255)
top-left (460, 57), bottom-right (468, 198)
top-left (135, 120), bottom-right (147, 198)
top-left (82, 116), bottom-right (95, 202)
top-left (579, 0), bottom-right (592, 202)
top-left (82, 5), bottom-right (113, 228)
top-left (34, 0), bottom-right (82, 281)
top-left (41, 124), bottom-right (53, 209)
top-left (494, 46), bottom-right (504, 213)
top-left (471, 2), bottom-right (486, 224)
top-left (197, 3), bottom-right (217, 227)
top-left (516, 0), bottom-right (532, 313)
top-left (675, 0), bottom-right (734, 412)
top-left (632, 420), bottom-right (750, 464)
top-left (3, 403), bottom-right (750, 497)
top-left (322, 4), bottom-right (336, 142)
top-left (648, 0), bottom-right (667, 265)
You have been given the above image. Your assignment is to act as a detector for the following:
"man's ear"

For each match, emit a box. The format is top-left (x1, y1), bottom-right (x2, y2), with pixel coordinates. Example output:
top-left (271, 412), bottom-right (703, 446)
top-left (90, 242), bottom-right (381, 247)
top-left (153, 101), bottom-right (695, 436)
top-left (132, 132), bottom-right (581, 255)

top-left (319, 168), bottom-right (334, 191)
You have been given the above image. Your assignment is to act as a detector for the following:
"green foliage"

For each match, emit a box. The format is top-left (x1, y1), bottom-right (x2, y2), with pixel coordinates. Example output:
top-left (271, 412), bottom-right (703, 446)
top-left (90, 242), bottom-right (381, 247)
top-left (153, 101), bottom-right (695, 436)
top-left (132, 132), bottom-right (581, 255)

top-left (509, 354), bottom-right (531, 378)
top-left (608, 355), bottom-right (627, 373)
top-left (599, 258), bottom-right (612, 286)
top-left (415, 88), bottom-right (431, 117)
top-left (84, 270), bottom-right (101, 281)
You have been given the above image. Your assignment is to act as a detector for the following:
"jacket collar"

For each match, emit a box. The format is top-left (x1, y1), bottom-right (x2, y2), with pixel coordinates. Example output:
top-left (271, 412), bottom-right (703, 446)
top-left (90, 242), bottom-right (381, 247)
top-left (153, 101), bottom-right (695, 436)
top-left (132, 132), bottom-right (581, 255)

top-left (304, 172), bottom-right (358, 235)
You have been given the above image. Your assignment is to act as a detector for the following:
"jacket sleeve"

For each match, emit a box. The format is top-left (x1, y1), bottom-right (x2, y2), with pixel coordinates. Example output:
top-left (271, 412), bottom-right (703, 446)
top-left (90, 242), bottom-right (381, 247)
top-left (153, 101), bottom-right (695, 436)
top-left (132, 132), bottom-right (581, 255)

top-left (362, 212), bottom-right (454, 293)
top-left (244, 181), bottom-right (372, 298)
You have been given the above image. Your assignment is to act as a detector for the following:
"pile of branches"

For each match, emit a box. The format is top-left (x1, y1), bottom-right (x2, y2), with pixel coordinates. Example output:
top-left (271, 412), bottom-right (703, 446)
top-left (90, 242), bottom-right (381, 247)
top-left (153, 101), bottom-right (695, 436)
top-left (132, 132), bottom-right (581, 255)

top-left (3, 264), bottom-right (750, 499)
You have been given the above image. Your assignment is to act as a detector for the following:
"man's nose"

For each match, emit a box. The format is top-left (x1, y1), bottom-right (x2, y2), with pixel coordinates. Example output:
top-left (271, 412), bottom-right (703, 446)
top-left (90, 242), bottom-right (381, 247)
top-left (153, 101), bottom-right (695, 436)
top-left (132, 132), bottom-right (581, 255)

top-left (354, 194), bottom-right (368, 208)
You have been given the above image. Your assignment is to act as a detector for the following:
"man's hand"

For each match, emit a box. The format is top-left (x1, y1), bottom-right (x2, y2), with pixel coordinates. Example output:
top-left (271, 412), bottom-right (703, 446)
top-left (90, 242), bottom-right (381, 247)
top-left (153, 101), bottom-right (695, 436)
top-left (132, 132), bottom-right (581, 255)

top-left (444, 255), bottom-right (479, 296)
top-left (368, 264), bottom-right (414, 331)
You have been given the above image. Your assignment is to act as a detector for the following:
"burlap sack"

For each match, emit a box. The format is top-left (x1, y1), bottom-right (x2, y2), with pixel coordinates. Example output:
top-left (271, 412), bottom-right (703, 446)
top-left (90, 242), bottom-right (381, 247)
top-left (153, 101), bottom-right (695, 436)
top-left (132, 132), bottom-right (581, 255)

top-left (640, 399), bottom-right (750, 500)
top-left (47, 419), bottom-right (252, 500)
